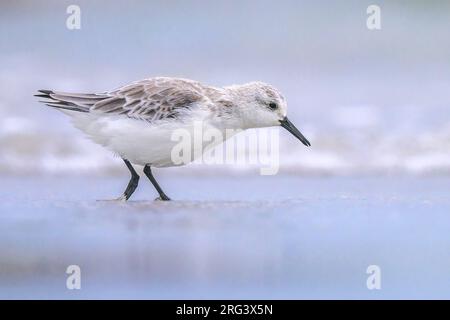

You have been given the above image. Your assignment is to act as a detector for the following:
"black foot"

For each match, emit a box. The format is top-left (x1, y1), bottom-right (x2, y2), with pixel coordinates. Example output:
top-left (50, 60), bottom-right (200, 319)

top-left (155, 194), bottom-right (171, 201)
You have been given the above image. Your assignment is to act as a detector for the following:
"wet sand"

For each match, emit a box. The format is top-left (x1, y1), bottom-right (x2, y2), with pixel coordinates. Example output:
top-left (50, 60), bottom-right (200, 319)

top-left (1, 175), bottom-right (450, 299)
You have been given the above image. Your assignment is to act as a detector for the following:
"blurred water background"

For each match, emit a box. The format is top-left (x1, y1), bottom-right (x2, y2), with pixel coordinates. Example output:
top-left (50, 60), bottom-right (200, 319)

top-left (1, 1), bottom-right (450, 300)
top-left (1, 0), bottom-right (449, 176)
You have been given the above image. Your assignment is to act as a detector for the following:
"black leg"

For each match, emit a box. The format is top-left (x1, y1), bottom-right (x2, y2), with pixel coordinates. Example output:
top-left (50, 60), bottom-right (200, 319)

top-left (143, 165), bottom-right (171, 201)
top-left (121, 159), bottom-right (140, 200)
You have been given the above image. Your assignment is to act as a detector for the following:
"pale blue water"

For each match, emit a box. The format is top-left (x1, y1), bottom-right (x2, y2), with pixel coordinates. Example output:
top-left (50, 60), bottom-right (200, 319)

top-left (2, 1), bottom-right (450, 175)
top-left (1, 175), bottom-right (450, 299)
top-left (1, 1), bottom-right (450, 299)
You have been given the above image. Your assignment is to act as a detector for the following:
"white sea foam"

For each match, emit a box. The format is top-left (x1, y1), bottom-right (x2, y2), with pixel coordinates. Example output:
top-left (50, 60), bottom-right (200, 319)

top-left (1, 111), bottom-right (450, 175)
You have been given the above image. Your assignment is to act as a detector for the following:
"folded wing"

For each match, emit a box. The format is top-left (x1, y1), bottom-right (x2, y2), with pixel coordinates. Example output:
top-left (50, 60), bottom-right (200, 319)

top-left (36, 77), bottom-right (206, 122)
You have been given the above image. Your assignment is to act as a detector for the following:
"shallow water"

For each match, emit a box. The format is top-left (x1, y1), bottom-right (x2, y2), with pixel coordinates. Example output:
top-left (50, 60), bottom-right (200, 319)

top-left (2, 1), bottom-right (450, 176)
top-left (1, 175), bottom-right (450, 299)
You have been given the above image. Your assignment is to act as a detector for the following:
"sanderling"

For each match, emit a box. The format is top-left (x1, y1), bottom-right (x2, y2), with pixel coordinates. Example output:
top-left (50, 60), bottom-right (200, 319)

top-left (35, 77), bottom-right (310, 201)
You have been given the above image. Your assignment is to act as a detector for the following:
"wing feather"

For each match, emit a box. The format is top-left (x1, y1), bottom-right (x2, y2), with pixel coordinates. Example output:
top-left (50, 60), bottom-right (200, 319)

top-left (91, 78), bottom-right (206, 122)
top-left (37, 78), bottom-right (209, 122)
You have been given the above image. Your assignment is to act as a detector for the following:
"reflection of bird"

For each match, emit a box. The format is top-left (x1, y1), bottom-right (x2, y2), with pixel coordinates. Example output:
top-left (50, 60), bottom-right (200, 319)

top-left (35, 77), bottom-right (310, 201)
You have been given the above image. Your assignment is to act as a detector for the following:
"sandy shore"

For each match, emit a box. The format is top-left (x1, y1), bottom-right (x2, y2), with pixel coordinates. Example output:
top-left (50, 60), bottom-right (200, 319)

top-left (1, 175), bottom-right (449, 299)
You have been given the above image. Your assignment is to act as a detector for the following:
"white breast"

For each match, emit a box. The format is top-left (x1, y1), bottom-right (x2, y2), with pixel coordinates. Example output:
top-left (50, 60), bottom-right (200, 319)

top-left (64, 111), bottom-right (231, 167)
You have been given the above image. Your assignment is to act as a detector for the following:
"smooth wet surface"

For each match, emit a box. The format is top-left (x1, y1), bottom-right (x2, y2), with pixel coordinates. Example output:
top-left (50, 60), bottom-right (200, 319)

top-left (1, 175), bottom-right (450, 299)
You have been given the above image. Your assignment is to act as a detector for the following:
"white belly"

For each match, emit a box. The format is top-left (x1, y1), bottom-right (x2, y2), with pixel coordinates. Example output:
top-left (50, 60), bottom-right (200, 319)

top-left (66, 112), bottom-right (230, 167)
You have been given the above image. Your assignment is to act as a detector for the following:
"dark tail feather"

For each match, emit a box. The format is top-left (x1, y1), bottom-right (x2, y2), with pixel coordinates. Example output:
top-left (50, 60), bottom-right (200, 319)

top-left (35, 89), bottom-right (92, 113)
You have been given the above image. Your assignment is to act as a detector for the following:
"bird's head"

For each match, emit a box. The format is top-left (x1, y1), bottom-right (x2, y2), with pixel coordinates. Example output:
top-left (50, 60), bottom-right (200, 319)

top-left (226, 82), bottom-right (311, 147)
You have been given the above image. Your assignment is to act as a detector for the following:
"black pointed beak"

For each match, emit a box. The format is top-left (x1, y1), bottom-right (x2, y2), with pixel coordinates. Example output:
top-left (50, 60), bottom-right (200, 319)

top-left (279, 117), bottom-right (311, 147)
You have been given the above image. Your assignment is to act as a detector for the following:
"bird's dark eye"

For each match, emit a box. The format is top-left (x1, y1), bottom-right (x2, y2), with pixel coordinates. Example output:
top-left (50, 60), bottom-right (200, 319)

top-left (268, 102), bottom-right (278, 110)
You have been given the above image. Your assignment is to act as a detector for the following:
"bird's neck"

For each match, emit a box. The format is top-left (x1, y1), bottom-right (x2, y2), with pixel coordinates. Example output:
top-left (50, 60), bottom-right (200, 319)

top-left (205, 87), bottom-right (247, 130)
